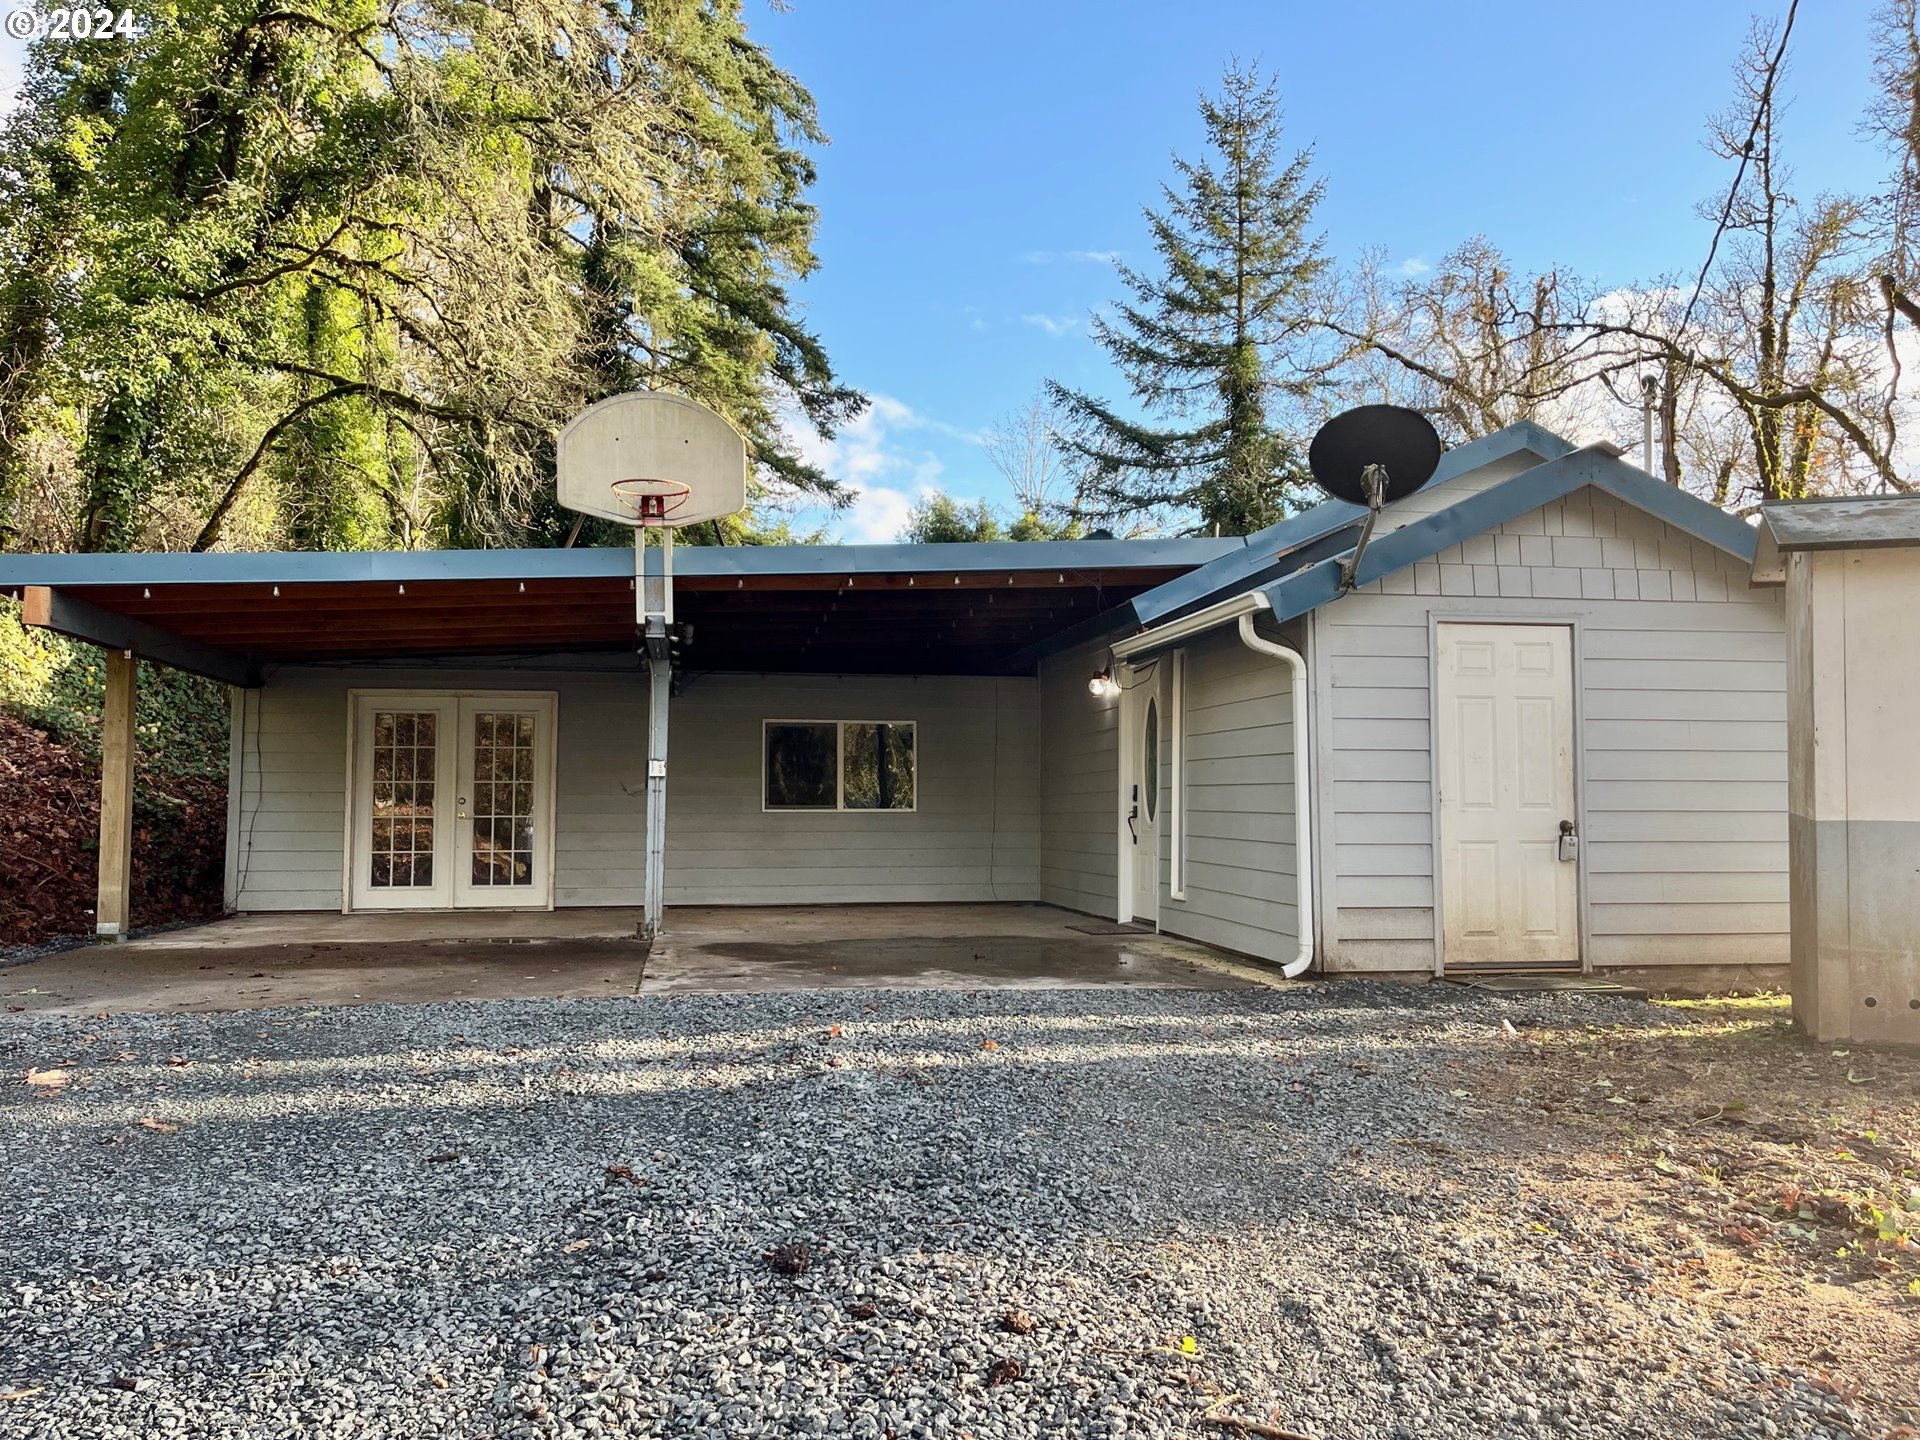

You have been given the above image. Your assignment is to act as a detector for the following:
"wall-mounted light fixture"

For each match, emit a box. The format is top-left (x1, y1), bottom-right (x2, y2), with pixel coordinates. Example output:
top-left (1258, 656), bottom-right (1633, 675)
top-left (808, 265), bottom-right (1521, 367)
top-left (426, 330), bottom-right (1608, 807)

top-left (1087, 663), bottom-right (1120, 699)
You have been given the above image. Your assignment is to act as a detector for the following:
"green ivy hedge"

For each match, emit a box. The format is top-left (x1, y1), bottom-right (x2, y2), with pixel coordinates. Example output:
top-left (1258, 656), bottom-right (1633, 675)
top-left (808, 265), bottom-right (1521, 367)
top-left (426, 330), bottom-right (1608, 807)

top-left (1, 598), bottom-right (229, 780)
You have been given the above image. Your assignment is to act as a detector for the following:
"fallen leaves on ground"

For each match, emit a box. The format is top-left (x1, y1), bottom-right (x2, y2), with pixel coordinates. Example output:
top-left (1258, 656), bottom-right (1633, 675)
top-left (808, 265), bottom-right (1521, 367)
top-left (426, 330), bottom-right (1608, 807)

top-left (24, 1067), bottom-right (69, 1089)
top-left (764, 1242), bottom-right (812, 1275)
top-left (135, 1117), bottom-right (180, 1133)
top-left (1457, 993), bottom-right (1920, 1429)
top-left (0, 712), bottom-right (226, 948)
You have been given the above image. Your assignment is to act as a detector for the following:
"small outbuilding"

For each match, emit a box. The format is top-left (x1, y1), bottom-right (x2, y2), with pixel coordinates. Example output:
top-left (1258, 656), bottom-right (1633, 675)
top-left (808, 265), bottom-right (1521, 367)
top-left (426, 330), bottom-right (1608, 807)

top-left (1752, 497), bottom-right (1920, 1044)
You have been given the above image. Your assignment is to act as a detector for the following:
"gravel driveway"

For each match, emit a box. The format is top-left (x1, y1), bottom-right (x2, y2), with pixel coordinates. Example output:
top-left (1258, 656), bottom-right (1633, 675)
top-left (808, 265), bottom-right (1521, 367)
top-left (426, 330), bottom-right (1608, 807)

top-left (0, 985), bottom-right (1875, 1439)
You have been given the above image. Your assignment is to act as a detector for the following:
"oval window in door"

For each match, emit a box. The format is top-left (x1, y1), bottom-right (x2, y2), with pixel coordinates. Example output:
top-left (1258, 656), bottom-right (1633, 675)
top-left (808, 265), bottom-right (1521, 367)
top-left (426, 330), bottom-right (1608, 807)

top-left (1143, 697), bottom-right (1159, 822)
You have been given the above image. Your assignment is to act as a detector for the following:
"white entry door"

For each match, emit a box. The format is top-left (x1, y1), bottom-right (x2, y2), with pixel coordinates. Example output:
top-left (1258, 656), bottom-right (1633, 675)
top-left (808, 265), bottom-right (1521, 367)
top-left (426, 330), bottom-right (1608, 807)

top-left (1435, 625), bottom-right (1579, 970)
top-left (348, 693), bottom-right (557, 912)
top-left (1122, 682), bottom-right (1161, 925)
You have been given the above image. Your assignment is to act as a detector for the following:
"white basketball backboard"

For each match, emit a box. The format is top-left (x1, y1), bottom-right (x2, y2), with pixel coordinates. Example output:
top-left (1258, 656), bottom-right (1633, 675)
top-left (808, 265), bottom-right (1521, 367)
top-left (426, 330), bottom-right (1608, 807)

top-left (556, 391), bottom-right (748, 527)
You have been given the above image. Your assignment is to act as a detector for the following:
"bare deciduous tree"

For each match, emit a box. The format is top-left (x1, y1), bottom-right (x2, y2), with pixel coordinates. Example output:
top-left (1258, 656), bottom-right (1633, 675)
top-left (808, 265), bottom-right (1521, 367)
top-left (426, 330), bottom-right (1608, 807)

top-left (1325, 239), bottom-right (1627, 444)
top-left (982, 392), bottom-right (1080, 538)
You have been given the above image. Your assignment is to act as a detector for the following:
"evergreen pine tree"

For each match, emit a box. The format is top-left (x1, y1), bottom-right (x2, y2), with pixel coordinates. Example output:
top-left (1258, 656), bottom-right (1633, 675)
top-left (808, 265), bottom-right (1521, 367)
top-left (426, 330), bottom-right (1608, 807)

top-left (1048, 64), bottom-right (1328, 535)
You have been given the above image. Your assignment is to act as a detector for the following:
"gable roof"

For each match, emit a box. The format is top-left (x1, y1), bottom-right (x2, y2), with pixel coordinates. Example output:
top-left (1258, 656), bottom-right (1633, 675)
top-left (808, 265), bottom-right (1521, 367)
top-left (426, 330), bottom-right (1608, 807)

top-left (1091, 432), bottom-right (1762, 662)
top-left (1128, 420), bottom-right (1579, 628)
top-left (1252, 444), bottom-right (1758, 625)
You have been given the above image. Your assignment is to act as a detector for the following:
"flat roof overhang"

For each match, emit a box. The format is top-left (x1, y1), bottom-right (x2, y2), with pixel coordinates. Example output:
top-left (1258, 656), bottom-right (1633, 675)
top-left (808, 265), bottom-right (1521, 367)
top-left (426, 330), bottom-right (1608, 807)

top-left (1, 539), bottom-right (1233, 682)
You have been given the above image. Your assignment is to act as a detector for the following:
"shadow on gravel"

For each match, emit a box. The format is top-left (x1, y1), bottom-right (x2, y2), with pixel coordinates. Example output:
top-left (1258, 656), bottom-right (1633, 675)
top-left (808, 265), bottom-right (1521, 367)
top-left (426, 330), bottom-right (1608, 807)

top-left (16, 984), bottom-right (1801, 1440)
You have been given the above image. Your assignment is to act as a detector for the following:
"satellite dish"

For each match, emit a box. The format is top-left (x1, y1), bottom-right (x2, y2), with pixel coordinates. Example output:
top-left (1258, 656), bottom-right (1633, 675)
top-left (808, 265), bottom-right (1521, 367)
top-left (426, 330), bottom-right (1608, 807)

top-left (1307, 405), bottom-right (1443, 508)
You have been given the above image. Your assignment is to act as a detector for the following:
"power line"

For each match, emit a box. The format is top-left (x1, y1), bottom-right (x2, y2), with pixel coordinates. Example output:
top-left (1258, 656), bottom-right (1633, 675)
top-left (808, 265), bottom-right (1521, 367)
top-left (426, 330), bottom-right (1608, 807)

top-left (1677, 0), bottom-right (1801, 339)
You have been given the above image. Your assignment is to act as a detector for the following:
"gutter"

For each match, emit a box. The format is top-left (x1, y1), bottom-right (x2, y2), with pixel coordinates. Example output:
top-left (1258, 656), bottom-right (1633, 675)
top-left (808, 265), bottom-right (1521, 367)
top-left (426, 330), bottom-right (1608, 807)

top-left (1111, 590), bottom-right (1315, 980)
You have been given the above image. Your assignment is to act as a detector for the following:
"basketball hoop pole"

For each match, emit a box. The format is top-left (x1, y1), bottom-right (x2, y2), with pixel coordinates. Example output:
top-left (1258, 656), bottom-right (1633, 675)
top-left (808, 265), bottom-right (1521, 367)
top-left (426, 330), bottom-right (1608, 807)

top-left (556, 391), bottom-right (748, 948)
top-left (638, 524), bottom-right (673, 943)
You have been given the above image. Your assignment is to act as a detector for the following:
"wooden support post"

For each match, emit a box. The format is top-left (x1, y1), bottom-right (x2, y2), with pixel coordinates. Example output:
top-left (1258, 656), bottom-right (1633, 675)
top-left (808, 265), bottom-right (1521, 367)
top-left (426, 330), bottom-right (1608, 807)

top-left (97, 649), bottom-right (137, 940)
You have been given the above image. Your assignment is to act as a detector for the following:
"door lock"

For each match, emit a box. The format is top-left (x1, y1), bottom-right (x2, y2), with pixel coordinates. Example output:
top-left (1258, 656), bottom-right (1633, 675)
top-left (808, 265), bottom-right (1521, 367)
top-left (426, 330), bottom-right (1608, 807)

top-left (1558, 819), bottom-right (1578, 862)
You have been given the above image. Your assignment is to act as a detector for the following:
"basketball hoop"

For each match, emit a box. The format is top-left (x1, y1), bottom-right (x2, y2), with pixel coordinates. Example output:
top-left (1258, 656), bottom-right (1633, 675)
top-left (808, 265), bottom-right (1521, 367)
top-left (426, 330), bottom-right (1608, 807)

top-left (611, 476), bottom-right (694, 527)
top-left (553, 390), bottom-right (750, 947)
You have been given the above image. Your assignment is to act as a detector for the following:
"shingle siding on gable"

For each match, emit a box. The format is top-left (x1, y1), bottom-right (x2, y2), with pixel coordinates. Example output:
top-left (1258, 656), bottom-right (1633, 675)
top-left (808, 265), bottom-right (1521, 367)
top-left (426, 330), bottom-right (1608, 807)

top-left (1316, 483), bottom-right (1788, 974)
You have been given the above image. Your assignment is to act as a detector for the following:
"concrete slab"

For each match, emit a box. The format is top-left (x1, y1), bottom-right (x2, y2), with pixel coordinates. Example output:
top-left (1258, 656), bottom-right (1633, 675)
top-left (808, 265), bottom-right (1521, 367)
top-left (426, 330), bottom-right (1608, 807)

top-left (0, 904), bottom-right (1268, 1014)
top-left (0, 938), bottom-right (647, 1016)
top-left (641, 904), bottom-right (1263, 994)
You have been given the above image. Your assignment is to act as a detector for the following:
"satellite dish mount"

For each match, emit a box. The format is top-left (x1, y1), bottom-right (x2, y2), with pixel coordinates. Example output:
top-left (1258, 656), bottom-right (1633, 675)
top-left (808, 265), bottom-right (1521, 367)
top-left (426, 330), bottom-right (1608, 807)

top-left (1305, 405), bottom-right (1444, 593)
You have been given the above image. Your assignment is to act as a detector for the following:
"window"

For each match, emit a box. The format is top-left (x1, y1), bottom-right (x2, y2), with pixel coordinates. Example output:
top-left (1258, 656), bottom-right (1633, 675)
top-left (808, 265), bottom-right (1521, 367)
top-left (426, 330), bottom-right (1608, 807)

top-left (764, 721), bottom-right (916, 811)
top-left (369, 709), bottom-right (438, 888)
top-left (1143, 698), bottom-right (1159, 822)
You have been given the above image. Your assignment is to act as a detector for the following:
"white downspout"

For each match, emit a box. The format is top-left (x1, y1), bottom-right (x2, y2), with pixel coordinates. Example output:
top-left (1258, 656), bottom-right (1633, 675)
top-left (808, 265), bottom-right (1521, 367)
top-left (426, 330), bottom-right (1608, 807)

top-left (1235, 613), bottom-right (1314, 979)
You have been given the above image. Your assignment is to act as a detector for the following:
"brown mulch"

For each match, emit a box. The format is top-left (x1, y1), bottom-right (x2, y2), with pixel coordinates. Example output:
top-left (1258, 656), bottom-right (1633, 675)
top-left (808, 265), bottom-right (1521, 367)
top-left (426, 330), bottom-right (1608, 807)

top-left (0, 712), bottom-right (227, 948)
top-left (1455, 998), bottom-right (1920, 1432)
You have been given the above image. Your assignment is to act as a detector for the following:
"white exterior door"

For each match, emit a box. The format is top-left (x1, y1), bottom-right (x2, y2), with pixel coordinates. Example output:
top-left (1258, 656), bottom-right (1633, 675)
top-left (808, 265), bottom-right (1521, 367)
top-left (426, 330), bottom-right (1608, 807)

top-left (1435, 624), bottom-right (1579, 970)
top-left (349, 693), bottom-right (557, 912)
top-left (1122, 683), bottom-right (1161, 925)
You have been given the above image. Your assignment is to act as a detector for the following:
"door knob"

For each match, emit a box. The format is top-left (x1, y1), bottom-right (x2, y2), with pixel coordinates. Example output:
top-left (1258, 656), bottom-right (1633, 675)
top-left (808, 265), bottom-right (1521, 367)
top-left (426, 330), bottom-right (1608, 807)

top-left (1558, 819), bottom-right (1578, 862)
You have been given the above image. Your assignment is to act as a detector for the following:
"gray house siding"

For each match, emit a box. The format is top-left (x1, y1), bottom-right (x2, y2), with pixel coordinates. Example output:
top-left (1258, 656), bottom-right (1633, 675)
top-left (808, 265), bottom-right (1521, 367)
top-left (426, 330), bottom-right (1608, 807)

top-left (228, 667), bottom-right (1039, 911)
top-left (1311, 482), bottom-right (1788, 974)
top-left (665, 673), bottom-right (1038, 905)
top-left (1156, 625), bottom-right (1299, 964)
top-left (1038, 639), bottom-right (1120, 917)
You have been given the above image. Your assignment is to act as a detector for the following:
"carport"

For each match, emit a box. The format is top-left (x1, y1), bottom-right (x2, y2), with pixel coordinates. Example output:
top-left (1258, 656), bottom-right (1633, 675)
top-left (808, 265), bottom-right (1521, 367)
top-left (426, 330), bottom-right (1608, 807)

top-left (0, 902), bottom-right (1264, 1014)
top-left (0, 539), bottom-right (1228, 942)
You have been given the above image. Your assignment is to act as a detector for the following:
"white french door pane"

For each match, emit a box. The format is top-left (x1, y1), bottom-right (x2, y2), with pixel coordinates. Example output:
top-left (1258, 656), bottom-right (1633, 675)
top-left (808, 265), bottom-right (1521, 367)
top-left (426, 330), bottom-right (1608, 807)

top-left (465, 709), bottom-right (538, 890)
top-left (452, 697), bottom-right (553, 909)
top-left (349, 697), bottom-right (455, 911)
top-left (369, 709), bottom-right (439, 890)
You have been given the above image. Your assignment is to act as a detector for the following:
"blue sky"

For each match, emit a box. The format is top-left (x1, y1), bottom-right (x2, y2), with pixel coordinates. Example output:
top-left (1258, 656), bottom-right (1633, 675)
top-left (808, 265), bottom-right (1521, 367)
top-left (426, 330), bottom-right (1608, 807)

top-left (0, 2), bottom-right (1891, 538)
top-left (759, 0), bottom-right (1890, 537)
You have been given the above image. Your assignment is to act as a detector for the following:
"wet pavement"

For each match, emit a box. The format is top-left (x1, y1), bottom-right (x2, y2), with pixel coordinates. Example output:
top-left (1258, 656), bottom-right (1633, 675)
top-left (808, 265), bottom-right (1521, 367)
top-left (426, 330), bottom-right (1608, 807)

top-left (0, 904), bottom-right (1270, 1014)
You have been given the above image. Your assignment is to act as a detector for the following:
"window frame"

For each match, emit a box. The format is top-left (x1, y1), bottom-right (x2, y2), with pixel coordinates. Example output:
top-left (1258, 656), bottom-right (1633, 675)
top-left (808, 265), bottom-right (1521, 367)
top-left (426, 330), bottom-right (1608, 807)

top-left (761, 719), bottom-right (919, 814)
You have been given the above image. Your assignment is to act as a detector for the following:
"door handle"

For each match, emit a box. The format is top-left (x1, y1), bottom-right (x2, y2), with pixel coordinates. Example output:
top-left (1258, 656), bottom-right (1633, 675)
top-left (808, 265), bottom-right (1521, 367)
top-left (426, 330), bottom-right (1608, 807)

top-left (1127, 804), bottom-right (1139, 844)
top-left (1558, 819), bottom-right (1578, 862)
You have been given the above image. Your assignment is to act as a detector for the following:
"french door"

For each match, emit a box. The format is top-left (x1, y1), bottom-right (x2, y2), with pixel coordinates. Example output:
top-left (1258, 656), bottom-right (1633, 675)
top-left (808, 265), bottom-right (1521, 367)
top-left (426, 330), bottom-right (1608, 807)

top-left (347, 692), bottom-right (557, 911)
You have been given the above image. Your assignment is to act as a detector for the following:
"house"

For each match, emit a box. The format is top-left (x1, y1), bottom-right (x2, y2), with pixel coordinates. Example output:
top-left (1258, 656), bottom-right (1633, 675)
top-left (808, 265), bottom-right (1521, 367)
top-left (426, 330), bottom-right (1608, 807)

top-left (0, 421), bottom-right (1786, 984)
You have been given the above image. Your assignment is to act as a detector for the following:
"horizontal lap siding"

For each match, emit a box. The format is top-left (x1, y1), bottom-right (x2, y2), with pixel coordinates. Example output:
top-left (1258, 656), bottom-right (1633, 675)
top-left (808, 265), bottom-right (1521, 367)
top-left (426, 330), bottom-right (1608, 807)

top-left (228, 668), bottom-right (651, 912)
top-left (1319, 482), bottom-right (1788, 973)
top-left (1038, 640), bottom-right (1119, 917)
top-left (1160, 628), bottom-right (1297, 962)
top-left (665, 674), bottom-right (1037, 905)
top-left (229, 667), bottom-right (1038, 911)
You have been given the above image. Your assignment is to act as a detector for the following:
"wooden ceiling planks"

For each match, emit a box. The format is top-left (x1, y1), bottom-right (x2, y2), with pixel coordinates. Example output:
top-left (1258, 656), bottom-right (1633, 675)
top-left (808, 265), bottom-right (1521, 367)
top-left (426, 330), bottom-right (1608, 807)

top-left (61, 565), bottom-right (1160, 674)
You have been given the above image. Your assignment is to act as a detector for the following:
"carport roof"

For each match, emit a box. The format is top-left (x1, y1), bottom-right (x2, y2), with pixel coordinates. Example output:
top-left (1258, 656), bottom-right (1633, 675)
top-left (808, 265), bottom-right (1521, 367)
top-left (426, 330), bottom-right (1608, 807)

top-left (0, 536), bottom-right (1236, 683)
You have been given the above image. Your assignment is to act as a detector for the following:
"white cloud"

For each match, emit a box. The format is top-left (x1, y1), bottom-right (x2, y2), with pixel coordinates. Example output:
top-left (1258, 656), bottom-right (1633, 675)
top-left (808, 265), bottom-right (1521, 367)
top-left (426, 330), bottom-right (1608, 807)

top-left (1020, 313), bottom-right (1078, 337)
top-left (784, 392), bottom-right (981, 541)
top-left (840, 483), bottom-right (918, 542)
top-left (1022, 249), bottom-right (1123, 265)
top-left (1386, 256), bottom-right (1432, 279)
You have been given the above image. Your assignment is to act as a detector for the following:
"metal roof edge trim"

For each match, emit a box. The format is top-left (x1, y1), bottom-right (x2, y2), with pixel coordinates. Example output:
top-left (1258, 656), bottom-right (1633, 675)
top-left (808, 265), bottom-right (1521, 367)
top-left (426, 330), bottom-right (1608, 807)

top-left (0, 536), bottom-right (1238, 589)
